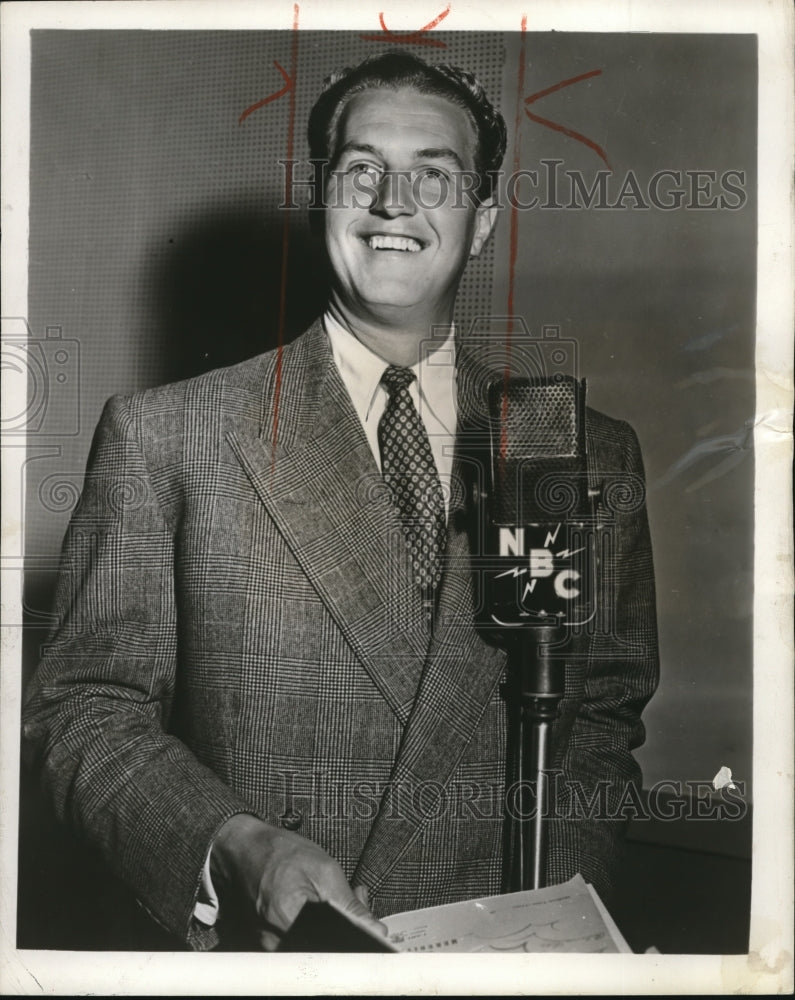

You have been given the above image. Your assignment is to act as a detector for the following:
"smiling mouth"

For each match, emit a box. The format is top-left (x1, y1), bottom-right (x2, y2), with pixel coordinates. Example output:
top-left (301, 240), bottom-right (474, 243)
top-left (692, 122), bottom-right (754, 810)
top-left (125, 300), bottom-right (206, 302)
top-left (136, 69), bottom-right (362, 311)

top-left (363, 234), bottom-right (424, 253)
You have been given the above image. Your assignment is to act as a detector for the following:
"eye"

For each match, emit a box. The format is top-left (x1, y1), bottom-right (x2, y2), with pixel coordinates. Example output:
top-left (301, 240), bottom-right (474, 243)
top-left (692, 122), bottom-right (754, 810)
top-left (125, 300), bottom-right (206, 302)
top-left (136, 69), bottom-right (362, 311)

top-left (417, 166), bottom-right (448, 181)
top-left (348, 162), bottom-right (383, 183)
top-left (413, 166), bottom-right (450, 206)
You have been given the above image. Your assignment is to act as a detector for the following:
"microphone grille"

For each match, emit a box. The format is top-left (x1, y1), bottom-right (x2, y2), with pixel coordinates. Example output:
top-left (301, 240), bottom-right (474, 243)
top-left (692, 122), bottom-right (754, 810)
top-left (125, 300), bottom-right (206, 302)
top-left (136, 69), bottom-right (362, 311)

top-left (487, 375), bottom-right (584, 460)
top-left (486, 374), bottom-right (587, 523)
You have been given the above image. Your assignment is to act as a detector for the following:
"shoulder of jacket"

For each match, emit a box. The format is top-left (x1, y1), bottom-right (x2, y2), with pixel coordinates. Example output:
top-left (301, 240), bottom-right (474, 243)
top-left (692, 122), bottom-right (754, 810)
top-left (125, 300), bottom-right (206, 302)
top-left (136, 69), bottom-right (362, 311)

top-left (585, 405), bottom-right (638, 450)
top-left (119, 322), bottom-right (321, 420)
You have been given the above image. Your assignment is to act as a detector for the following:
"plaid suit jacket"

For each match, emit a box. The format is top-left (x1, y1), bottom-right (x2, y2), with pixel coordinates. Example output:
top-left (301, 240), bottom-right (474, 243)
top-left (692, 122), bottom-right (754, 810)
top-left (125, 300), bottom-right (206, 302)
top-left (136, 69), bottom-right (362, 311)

top-left (24, 320), bottom-right (659, 949)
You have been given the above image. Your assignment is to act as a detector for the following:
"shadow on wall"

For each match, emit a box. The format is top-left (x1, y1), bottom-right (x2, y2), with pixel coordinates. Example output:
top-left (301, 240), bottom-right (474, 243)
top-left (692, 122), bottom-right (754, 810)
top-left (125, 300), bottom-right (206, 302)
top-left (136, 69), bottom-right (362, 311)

top-left (18, 211), bottom-right (331, 950)
top-left (22, 210), bottom-right (329, 685)
top-left (152, 210), bottom-right (330, 382)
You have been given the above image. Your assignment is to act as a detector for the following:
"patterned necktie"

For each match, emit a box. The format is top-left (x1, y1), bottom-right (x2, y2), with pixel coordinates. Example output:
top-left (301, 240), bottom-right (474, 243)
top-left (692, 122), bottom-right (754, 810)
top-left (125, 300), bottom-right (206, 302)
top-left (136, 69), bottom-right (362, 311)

top-left (378, 365), bottom-right (446, 595)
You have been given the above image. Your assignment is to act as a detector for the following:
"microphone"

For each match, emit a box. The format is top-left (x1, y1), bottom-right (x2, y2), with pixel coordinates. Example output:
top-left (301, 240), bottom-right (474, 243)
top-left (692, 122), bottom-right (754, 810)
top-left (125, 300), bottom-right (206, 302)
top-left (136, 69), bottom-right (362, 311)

top-left (474, 372), bottom-right (596, 893)
top-left (477, 373), bottom-right (595, 637)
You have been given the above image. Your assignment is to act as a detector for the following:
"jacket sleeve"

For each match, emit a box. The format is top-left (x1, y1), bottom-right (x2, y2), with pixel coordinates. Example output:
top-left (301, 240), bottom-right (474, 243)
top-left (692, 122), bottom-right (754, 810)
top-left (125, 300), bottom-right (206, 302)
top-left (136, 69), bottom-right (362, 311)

top-left (544, 418), bottom-right (660, 901)
top-left (22, 394), bottom-right (253, 949)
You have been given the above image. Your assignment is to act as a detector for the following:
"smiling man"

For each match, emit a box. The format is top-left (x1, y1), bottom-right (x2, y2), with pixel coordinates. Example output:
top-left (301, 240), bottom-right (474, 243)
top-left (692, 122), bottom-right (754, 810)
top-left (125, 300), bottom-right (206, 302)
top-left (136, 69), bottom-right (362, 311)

top-left (321, 84), bottom-right (497, 363)
top-left (23, 52), bottom-right (658, 951)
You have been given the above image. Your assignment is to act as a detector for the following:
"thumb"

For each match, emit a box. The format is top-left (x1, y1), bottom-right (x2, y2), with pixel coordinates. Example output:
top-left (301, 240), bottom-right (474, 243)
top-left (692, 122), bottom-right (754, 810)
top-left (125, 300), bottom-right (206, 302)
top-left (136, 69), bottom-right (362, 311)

top-left (338, 887), bottom-right (388, 936)
top-left (258, 928), bottom-right (282, 951)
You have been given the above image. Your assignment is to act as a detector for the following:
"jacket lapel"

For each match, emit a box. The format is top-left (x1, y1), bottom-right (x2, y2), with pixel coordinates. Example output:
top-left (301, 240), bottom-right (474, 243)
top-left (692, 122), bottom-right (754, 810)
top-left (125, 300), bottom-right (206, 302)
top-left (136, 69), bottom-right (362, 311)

top-left (227, 322), bottom-right (429, 725)
top-left (352, 355), bottom-right (508, 894)
top-left (229, 326), bottom-right (507, 891)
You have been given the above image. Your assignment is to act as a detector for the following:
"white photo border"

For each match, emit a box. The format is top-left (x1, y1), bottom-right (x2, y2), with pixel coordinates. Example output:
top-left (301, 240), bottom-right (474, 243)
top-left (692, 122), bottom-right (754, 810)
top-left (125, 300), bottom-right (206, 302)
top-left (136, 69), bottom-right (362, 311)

top-left (1, 0), bottom-right (792, 995)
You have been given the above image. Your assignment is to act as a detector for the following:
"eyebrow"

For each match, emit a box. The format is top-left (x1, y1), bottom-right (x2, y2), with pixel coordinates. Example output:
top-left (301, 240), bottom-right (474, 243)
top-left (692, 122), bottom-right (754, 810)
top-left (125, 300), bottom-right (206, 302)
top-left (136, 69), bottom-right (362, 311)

top-left (414, 148), bottom-right (467, 171)
top-left (335, 142), bottom-right (381, 162)
top-left (334, 142), bottom-right (467, 172)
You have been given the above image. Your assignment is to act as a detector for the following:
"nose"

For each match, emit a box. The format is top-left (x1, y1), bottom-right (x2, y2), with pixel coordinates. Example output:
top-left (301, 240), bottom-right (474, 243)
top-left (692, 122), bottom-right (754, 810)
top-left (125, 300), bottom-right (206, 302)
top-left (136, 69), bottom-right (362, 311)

top-left (372, 169), bottom-right (417, 218)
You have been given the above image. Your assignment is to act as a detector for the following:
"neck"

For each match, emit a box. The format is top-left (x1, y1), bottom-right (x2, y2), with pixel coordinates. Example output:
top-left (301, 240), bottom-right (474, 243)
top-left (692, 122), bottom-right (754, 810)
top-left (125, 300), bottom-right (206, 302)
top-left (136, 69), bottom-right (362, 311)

top-left (327, 300), bottom-right (454, 367)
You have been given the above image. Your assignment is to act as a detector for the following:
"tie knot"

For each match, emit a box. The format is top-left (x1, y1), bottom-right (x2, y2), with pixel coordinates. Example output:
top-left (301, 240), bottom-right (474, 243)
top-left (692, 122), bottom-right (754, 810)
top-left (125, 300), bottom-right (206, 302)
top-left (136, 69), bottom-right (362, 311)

top-left (380, 365), bottom-right (416, 396)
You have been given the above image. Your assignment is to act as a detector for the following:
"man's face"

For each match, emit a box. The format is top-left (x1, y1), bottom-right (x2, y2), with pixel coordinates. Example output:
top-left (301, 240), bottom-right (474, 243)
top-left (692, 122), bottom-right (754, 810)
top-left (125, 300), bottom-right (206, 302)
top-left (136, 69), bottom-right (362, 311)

top-left (324, 87), bottom-right (497, 333)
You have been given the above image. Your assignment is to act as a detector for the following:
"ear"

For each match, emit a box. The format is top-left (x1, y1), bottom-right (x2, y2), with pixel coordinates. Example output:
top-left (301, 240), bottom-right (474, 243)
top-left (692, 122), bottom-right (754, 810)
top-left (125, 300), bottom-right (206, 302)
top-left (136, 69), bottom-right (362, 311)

top-left (469, 198), bottom-right (499, 258)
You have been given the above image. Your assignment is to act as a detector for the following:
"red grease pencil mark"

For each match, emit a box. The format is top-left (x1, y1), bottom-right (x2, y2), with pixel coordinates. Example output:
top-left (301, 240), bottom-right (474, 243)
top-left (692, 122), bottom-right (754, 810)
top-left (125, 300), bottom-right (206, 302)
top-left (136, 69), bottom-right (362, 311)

top-left (360, 4), bottom-right (451, 47)
top-left (524, 69), bottom-right (611, 169)
top-left (270, 4), bottom-right (300, 470)
top-left (238, 61), bottom-right (294, 124)
top-left (502, 16), bottom-right (528, 469)
top-left (236, 8), bottom-right (300, 465)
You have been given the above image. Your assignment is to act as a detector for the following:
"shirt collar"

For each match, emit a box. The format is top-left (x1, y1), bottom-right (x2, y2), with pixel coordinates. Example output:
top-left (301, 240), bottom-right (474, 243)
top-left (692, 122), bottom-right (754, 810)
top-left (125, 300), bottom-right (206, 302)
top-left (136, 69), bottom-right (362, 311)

top-left (323, 312), bottom-right (457, 428)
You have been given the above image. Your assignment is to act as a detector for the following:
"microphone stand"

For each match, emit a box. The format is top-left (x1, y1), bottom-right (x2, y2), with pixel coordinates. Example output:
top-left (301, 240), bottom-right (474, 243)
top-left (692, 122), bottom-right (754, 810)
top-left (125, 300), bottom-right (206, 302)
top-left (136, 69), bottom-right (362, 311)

top-left (505, 624), bottom-right (566, 893)
top-left (475, 371), bottom-right (594, 895)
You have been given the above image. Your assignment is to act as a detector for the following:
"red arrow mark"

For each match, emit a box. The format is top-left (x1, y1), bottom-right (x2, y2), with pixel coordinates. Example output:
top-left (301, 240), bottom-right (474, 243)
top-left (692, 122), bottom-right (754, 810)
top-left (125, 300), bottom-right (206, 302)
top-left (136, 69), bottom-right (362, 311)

top-left (524, 69), bottom-right (611, 170)
top-left (238, 60), bottom-right (294, 124)
top-left (360, 4), bottom-right (451, 47)
top-left (236, 5), bottom-right (300, 466)
top-left (271, 6), bottom-right (300, 469)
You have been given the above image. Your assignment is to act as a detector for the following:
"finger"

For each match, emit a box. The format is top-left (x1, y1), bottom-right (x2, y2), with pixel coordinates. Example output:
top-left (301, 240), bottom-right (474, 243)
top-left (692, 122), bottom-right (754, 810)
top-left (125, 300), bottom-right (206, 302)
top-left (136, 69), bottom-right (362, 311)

top-left (337, 892), bottom-right (389, 936)
top-left (353, 885), bottom-right (369, 907)
top-left (310, 860), bottom-right (388, 935)
top-left (266, 885), bottom-right (316, 935)
top-left (258, 928), bottom-right (282, 952)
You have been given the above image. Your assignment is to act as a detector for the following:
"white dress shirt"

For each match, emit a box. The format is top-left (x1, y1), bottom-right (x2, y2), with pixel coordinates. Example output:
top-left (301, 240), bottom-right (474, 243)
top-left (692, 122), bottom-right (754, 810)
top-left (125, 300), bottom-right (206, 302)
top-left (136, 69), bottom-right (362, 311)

top-left (195, 315), bottom-right (461, 927)
top-left (324, 312), bottom-right (458, 514)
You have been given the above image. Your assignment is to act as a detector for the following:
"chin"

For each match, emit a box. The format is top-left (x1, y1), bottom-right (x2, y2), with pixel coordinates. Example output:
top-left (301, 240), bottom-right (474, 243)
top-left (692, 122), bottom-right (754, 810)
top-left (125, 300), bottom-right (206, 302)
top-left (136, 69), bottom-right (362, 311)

top-left (357, 284), bottom-right (426, 310)
top-left (362, 302), bottom-right (427, 321)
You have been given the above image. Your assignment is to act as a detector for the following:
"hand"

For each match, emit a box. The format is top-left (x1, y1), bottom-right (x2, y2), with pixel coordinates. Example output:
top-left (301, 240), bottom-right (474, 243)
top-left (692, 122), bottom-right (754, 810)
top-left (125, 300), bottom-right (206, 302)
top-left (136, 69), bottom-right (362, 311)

top-left (210, 813), bottom-right (386, 950)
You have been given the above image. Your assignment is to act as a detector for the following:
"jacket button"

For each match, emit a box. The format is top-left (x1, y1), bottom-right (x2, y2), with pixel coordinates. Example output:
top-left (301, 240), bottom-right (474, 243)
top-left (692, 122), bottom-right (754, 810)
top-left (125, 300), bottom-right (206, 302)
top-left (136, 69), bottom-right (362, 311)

top-left (280, 809), bottom-right (303, 831)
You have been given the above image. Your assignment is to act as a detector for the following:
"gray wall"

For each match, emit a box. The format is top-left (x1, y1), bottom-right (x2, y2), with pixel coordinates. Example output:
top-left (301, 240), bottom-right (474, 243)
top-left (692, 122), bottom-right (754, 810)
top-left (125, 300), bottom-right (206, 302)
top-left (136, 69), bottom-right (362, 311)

top-left (492, 33), bottom-right (756, 792)
top-left (23, 31), bottom-right (756, 806)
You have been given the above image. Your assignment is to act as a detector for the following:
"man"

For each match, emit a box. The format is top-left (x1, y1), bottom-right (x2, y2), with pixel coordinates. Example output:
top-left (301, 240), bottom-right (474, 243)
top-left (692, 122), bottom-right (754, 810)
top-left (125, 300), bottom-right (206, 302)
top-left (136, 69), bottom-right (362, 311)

top-left (23, 52), bottom-right (659, 951)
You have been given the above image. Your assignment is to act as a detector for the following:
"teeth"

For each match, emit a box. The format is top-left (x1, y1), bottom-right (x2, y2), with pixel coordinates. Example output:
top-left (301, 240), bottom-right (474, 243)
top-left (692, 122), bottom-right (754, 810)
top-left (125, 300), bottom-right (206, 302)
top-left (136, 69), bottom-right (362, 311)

top-left (367, 235), bottom-right (422, 252)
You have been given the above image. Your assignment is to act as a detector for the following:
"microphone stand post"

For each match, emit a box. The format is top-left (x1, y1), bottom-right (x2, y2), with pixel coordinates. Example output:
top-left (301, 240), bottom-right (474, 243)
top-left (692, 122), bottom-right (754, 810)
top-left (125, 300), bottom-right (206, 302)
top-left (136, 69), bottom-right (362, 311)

top-left (505, 624), bottom-right (566, 893)
top-left (475, 371), bottom-right (593, 897)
